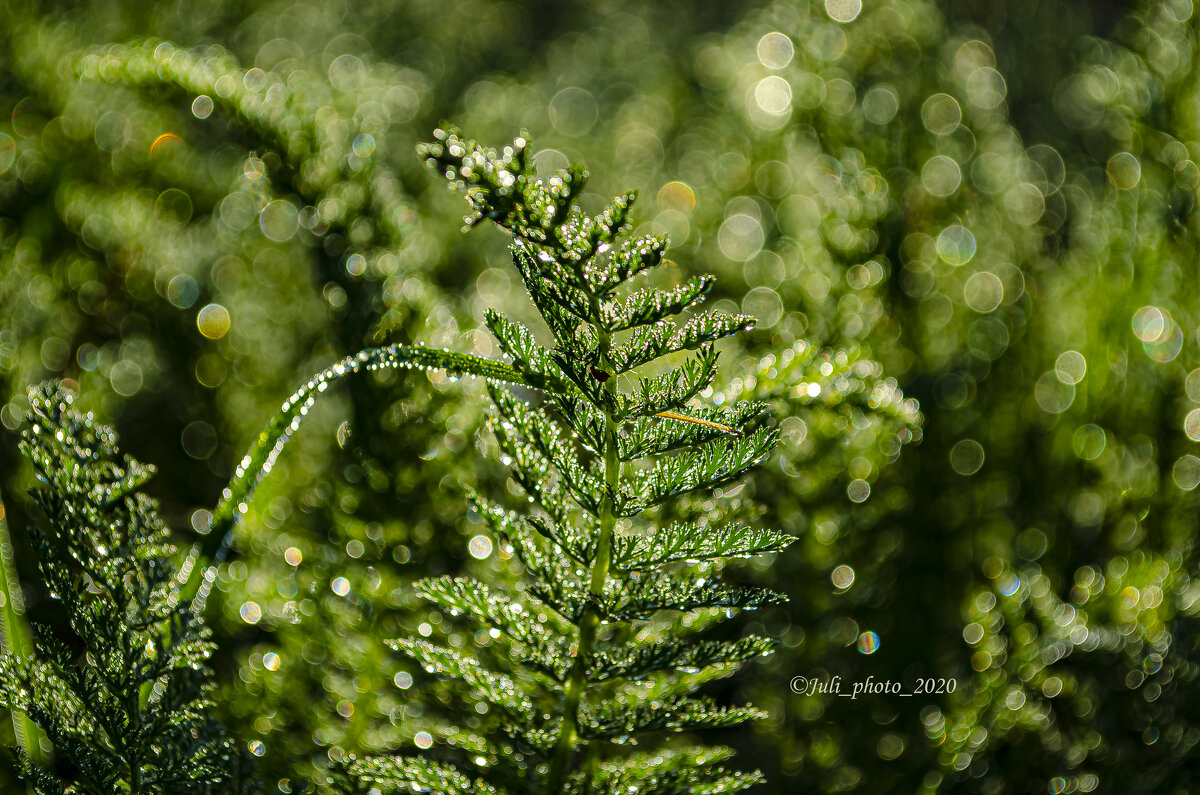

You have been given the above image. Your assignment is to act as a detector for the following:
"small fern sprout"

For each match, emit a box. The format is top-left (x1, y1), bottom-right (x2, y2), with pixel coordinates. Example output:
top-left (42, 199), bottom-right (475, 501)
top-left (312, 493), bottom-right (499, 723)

top-left (351, 129), bottom-right (796, 795)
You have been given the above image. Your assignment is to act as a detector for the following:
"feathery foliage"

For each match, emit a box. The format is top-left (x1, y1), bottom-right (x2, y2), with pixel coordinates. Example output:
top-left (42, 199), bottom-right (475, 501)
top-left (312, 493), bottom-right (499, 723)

top-left (9, 1), bottom-right (1200, 792)
top-left (0, 382), bottom-right (253, 793)
top-left (350, 129), bottom-right (794, 794)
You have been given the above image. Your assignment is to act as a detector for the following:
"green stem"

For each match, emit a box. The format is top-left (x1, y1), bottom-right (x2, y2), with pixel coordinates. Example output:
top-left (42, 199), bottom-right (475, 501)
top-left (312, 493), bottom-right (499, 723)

top-left (181, 344), bottom-right (536, 612)
top-left (0, 495), bottom-right (45, 766)
top-left (125, 630), bottom-right (143, 794)
top-left (544, 321), bottom-right (619, 793)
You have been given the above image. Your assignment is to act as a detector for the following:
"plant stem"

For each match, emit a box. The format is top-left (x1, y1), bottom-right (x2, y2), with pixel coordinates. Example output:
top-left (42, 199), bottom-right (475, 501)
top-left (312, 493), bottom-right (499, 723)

top-left (0, 495), bottom-right (44, 766)
top-left (544, 320), bottom-right (619, 793)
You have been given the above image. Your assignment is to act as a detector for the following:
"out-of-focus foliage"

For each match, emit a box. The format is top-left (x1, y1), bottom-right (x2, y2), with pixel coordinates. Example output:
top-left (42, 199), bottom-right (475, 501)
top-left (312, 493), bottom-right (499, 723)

top-left (1, 0), bottom-right (1199, 792)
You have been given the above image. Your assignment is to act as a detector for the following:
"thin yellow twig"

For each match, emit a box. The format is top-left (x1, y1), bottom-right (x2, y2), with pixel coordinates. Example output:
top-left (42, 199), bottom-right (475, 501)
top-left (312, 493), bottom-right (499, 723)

top-left (653, 410), bottom-right (740, 435)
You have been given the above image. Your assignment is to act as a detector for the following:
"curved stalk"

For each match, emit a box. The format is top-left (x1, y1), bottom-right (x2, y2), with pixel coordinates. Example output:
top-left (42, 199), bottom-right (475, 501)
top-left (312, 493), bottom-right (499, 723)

top-left (181, 343), bottom-right (536, 612)
top-left (0, 496), bottom-right (44, 766)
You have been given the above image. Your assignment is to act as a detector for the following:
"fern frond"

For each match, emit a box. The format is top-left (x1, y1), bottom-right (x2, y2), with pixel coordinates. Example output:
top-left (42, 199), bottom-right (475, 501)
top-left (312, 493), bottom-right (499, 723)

top-left (361, 129), bottom-right (793, 795)
top-left (613, 524), bottom-right (795, 570)
top-left (623, 346), bottom-right (720, 419)
top-left (351, 755), bottom-right (500, 795)
top-left (412, 576), bottom-right (571, 680)
top-left (579, 696), bottom-right (765, 739)
top-left (619, 404), bottom-right (765, 460)
top-left (617, 429), bottom-right (777, 515)
top-left (590, 747), bottom-right (762, 795)
top-left (601, 276), bottom-right (715, 333)
top-left (603, 575), bottom-right (786, 620)
top-left (608, 311), bottom-right (754, 375)
top-left (386, 639), bottom-right (534, 718)
top-left (5, 382), bottom-right (251, 793)
top-left (588, 636), bottom-right (775, 681)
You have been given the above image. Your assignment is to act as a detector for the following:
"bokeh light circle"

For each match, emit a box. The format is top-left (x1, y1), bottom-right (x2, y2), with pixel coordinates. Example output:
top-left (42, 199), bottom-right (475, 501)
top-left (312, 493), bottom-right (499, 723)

top-left (1055, 351), bottom-right (1087, 384)
top-left (197, 304), bottom-right (231, 339)
top-left (1172, 455), bottom-right (1200, 490)
top-left (1035, 372), bottom-right (1074, 414)
top-left (1131, 306), bottom-right (1165, 342)
top-left (1107, 152), bottom-right (1141, 189)
top-left (1185, 409), bottom-right (1200, 441)
top-left (857, 631), bottom-right (880, 654)
top-left (468, 535), bottom-right (493, 560)
top-left (950, 439), bottom-right (985, 475)
top-left (937, 225), bottom-right (977, 265)
top-left (831, 564), bottom-right (855, 589)
top-left (191, 94), bottom-right (214, 119)
top-left (964, 272), bottom-right (1003, 312)
top-left (825, 0), bottom-right (863, 23)
top-left (549, 87), bottom-right (598, 138)
top-left (922, 93), bottom-right (962, 135)
top-left (922, 155), bottom-right (962, 197)
top-left (718, 214), bottom-right (764, 261)
top-left (260, 199), bottom-right (299, 242)
top-left (862, 85), bottom-right (899, 124)
top-left (754, 76), bottom-right (793, 115)
top-left (757, 32), bottom-right (794, 68)
top-left (0, 133), bottom-right (14, 175)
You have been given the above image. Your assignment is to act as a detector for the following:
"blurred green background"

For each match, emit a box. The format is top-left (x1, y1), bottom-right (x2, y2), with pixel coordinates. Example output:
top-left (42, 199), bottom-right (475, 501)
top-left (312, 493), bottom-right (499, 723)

top-left (2, 0), bottom-right (1199, 792)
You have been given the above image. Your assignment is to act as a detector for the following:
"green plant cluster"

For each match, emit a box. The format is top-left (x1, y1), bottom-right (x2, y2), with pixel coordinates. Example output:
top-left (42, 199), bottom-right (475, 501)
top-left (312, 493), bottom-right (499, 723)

top-left (1, 126), bottom-right (809, 793)
top-left (2, 0), bottom-right (1200, 793)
